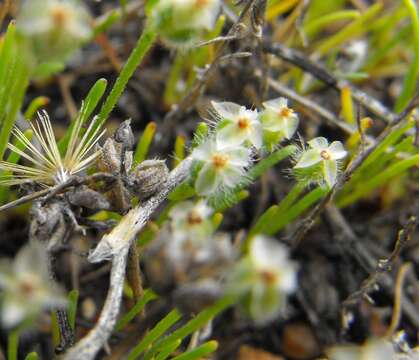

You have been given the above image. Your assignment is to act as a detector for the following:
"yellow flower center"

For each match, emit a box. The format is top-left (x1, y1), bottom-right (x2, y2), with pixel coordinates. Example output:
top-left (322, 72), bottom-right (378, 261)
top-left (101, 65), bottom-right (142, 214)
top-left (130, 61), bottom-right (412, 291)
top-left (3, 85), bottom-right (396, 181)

top-left (320, 149), bottom-right (331, 160)
top-left (211, 153), bottom-right (229, 169)
top-left (279, 107), bottom-right (293, 118)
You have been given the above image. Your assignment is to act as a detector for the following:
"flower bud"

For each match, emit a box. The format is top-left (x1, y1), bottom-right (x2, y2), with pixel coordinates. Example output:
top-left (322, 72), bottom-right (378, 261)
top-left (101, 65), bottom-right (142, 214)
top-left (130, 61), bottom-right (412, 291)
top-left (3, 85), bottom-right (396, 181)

top-left (113, 119), bottom-right (135, 150)
top-left (149, 0), bottom-right (220, 46)
top-left (127, 160), bottom-right (169, 200)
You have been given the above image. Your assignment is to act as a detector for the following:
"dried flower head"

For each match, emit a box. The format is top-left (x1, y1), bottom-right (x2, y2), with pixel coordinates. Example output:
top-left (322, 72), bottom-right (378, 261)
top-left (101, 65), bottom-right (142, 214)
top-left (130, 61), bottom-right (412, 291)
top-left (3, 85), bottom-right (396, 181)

top-left (0, 111), bottom-right (104, 186)
top-left (127, 160), bottom-right (169, 200)
top-left (293, 137), bottom-right (347, 188)
top-left (191, 139), bottom-right (252, 196)
top-left (0, 241), bottom-right (66, 328)
top-left (227, 235), bottom-right (297, 324)
top-left (212, 101), bottom-right (263, 149)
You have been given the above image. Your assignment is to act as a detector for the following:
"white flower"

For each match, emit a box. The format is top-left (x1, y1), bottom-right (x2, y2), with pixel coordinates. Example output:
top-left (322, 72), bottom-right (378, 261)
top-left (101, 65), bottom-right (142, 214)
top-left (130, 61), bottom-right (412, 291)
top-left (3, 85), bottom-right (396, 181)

top-left (327, 339), bottom-right (395, 360)
top-left (0, 242), bottom-right (66, 328)
top-left (0, 111), bottom-right (104, 186)
top-left (17, 0), bottom-right (92, 66)
top-left (212, 101), bottom-right (263, 149)
top-left (250, 236), bottom-right (297, 294)
top-left (169, 200), bottom-right (214, 243)
top-left (192, 139), bottom-right (251, 195)
top-left (259, 98), bottom-right (299, 139)
top-left (294, 137), bottom-right (347, 188)
top-left (228, 236), bottom-right (297, 324)
top-left (17, 0), bottom-right (91, 41)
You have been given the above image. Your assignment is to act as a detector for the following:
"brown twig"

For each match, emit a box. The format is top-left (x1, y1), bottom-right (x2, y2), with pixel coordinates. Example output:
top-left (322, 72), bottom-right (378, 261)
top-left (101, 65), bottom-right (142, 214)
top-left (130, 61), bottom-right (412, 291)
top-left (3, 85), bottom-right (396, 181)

top-left (263, 42), bottom-right (399, 124)
top-left (126, 243), bottom-right (144, 309)
top-left (65, 157), bottom-right (193, 360)
top-left (384, 262), bottom-right (412, 338)
top-left (161, 0), bottom-right (257, 129)
top-left (341, 216), bottom-right (417, 310)
top-left (0, 173), bottom-right (115, 212)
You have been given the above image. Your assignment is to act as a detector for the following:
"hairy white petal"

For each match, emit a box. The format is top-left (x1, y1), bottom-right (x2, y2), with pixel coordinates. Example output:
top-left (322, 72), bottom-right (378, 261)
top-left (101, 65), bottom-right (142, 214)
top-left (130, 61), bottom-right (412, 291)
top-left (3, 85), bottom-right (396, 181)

top-left (329, 141), bottom-right (348, 160)
top-left (308, 137), bottom-right (329, 149)
top-left (323, 159), bottom-right (337, 188)
top-left (294, 149), bottom-right (322, 168)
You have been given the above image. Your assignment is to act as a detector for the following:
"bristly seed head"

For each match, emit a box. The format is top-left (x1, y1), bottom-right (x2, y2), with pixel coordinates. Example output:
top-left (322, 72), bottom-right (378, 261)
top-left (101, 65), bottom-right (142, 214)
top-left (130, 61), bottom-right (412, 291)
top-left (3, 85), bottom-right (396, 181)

top-left (0, 110), bottom-right (105, 186)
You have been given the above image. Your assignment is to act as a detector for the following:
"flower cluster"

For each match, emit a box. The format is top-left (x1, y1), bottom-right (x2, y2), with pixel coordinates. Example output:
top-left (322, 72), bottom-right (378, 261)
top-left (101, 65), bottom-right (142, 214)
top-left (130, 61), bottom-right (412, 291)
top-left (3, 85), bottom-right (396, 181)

top-left (16, 0), bottom-right (92, 70)
top-left (226, 236), bottom-right (298, 324)
top-left (143, 199), bottom-right (235, 312)
top-left (0, 242), bottom-right (66, 328)
top-left (148, 0), bottom-right (220, 46)
top-left (191, 98), bottom-right (300, 196)
top-left (293, 137), bottom-right (347, 188)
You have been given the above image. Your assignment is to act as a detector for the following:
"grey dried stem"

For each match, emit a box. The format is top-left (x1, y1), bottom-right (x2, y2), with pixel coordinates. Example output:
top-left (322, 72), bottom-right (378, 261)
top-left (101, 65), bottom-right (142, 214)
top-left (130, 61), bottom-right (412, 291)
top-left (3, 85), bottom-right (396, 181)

top-left (64, 157), bottom-right (193, 360)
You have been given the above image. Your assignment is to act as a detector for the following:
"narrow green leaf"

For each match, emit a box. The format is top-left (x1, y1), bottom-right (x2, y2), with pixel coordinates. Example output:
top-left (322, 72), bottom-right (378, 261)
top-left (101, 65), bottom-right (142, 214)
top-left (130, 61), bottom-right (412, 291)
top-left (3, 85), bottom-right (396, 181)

top-left (153, 340), bottom-right (181, 360)
top-left (338, 154), bottom-right (419, 207)
top-left (7, 329), bottom-right (19, 360)
top-left (395, 0), bottom-right (419, 112)
top-left (304, 10), bottom-right (360, 37)
top-left (316, 3), bottom-right (382, 56)
top-left (172, 340), bottom-right (218, 360)
top-left (127, 309), bottom-right (182, 360)
top-left (151, 295), bottom-right (235, 353)
top-left (51, 311), bottom-right (60, 347)
top-left (173, 135), bottom-right (186, 167)
top-left (96, 28), bottom-right (157, 130)
top-left (266, 187), bottom-right (328, 235)
top-left (248, 205), bottom-right (278, 238)
top-left (24, 352), bottom-right (39, 360)
top-left (67, 290), bottom-right (79, 331)
top-left (24, 97), bottom-right (50, 120)
top-left (58, 78), bottom-right (108, 152)
top-left (0, 59), bottom-right (30, 160)
top-left (115, 289), bottom-right (158, 331)
top-left (134, 122), bottom-right (157, 164)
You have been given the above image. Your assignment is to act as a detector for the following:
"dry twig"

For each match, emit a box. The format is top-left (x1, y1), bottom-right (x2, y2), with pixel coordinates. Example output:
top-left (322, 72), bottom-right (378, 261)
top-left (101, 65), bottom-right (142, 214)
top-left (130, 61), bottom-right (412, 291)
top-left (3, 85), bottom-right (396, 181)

top-left (64, 157), bottom-right (192, 360)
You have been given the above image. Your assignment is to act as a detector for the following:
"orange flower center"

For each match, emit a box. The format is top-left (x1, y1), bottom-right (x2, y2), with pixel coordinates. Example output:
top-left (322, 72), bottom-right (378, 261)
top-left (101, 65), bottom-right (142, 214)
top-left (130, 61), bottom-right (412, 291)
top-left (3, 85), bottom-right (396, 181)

top-left (19, 280), bottom-right (35, 296)
top-left (320, 149), bottom-right (331, 160)
top-left (195, 0), bottom-right (209, 8)
top-left (211, 153), bottom-right (229, 169)
top-left (50, 4), bottom-right (72, 28)
top-left (279, 107), bottom-right (293, 117)
top-left (260, 270), bottom-right (277, 285)
top-left (237, 117), bottom-right (250, 130)
top-left (187, 210), bottom-right (203, 225)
